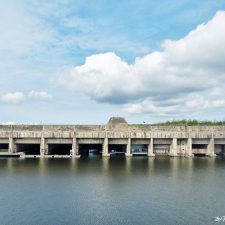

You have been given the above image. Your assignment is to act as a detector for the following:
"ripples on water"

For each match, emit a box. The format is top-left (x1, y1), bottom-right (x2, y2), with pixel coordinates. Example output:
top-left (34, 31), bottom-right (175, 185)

top-left (0, 157), bottom-right (225, 225)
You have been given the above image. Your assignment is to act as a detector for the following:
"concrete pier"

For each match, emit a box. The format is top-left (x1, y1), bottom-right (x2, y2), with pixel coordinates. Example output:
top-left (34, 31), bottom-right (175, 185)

top-left (207, 137), bottom-right (216, 157)
top-left (169, 138), bottom-right (178, 157)
top-left (8, 137), bottom-right (15, 153)
top-left (148, 138), bottom-right (155, 157)
top-left (125, 138), bottom-right (132, 157)
top-left (102, 137), bottom-right (110, 157)
top-left (187, 138), bottom-right (193, 157)
top-left (0, 117), bottom-right (225, 158)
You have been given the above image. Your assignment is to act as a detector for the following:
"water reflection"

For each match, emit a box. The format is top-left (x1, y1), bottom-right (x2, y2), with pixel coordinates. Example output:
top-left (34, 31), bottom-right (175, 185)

top-left (0, 156), bottom-right (221, 177)
top-left (0, 157), bottom-right (225, 225)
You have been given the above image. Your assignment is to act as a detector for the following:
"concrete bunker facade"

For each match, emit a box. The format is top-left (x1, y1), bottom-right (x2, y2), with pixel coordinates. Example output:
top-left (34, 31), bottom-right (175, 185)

top-left (0, 117), bottom-right (225, 158)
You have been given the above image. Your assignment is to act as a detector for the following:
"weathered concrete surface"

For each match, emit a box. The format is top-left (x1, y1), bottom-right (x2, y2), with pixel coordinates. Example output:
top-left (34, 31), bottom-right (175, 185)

top-left (0, 117), bottom-right (225, 158)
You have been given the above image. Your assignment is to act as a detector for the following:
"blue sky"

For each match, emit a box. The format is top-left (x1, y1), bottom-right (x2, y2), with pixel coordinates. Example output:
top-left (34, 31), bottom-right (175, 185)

top-left (1, 0), bottom-right (225, 124)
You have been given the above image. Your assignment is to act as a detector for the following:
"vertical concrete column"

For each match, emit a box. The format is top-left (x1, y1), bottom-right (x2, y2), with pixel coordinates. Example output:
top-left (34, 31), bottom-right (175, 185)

top-left (9, 125), bottom-right (15, 153)
top-left (207, 137), bottom-right (216, 157)
top-left (125, 138), bottom-right (132, 157)
top-left (102, 137), bottom-right (110, 157)
top-left (169, 138), bottom-right (178, 157)
top-left (187, 138), bottom-right (193, 157)
top-left (71, 137), bottom-right (79, 157)
top-left (71, 137), bottom-right (75, 156)
top-left (148, 138), bottom-right (155, 157)
top-left (9, 137), bottom-right (15, 153)
top-left (40, 137), bottom-right (47, 157)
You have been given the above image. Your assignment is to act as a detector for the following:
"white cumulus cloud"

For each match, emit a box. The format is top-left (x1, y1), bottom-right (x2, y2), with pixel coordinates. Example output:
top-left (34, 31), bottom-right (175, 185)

top-left (57, 11), bottom-right (225, 117)
top-left (29, 91), bottom-right (52, 101)
top-left (1, 91), bottom-right (53, 104)
top-left (1, 92), bottom-right (25, 104)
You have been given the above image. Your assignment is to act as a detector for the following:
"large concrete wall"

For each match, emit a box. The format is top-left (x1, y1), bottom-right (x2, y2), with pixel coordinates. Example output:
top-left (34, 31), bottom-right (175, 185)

top-left (1, 123), bottom-right (225, 138)
top-left (0, 118), bottom-right (225, 157)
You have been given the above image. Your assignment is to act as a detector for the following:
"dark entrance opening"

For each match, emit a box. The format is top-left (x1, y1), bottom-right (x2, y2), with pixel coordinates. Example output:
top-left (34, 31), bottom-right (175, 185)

top-left (48, 144), bottom-right (72, 155)
top-left (215, 144), bottom-right (225, 155)
top-left (109, 144), bottom-right (126, 156)
top-left (192, 144), bottom-right (207, 149)
top-left (0, 144), bottom-right (9, 152)
top-left (78, 144), bottom-right (102, 157)
top-left (16, 144), bottom-right (40, 155)
top-left (192, 144), bottom-right (207, 156)
top-left (132, 144), bottom-right (148, 156)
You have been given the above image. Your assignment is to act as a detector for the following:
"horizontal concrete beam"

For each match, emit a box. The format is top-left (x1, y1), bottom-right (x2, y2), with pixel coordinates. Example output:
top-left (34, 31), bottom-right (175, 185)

top-left (46, 138), bottom-right (73, 144)
top-left (215, 138), bottom-right (225, 144)
top-left (108, 138), bottom-right (128, 145)
top-left (0, 138), bottom-right (9, 144)
top-left (14, 138), bottom-right (41, 144)
top-left (1, 131), bottom-right (225, 139)
top-left (3, 137), bottom-right (218, 146)
top-left (132, 139), bottom-right (150, 145)
top-left (192, 139), bottom-right (209, 144)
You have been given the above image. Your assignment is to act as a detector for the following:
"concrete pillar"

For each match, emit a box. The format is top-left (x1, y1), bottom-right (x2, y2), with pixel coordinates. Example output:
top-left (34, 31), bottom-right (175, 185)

top-left (169, 138), bottom-right (178, 157)
top-left (125, 138), bottom-right (132, 157)
top-left (102, 138), bottom-right (110, 157)
top-left (40, 137), bottom-right (47, 157)
top-left (71, 137), bottom-right (79, 157)
top-left (148, 138), bottom-right (155, 157)
top-left (207, 138), bottom-right (216, 157)
top-left (187, 138), bottom-right (193, 157)
top-left (9, 137), bottom-right (15, 153)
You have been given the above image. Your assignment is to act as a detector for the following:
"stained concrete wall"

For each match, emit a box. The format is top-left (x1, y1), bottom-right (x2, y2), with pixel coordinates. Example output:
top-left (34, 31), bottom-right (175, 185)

top-left (0, 124), bottom-right (225, 139)
top-left (0, 120), bottom-right (225, 157)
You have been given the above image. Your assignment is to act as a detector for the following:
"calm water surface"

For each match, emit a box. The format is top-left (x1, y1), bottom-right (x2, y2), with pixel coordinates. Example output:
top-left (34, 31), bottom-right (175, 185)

top-left (0, 157), bottom-right (225, 225)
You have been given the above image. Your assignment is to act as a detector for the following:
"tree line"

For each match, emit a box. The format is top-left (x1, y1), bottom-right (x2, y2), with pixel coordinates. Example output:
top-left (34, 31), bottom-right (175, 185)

top-left (156, 119), bottom-right (225, 126)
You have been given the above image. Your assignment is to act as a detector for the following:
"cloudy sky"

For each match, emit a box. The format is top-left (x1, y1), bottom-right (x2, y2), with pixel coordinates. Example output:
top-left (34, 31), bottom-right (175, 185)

top-left (1, 0), bottom-right (225, 124)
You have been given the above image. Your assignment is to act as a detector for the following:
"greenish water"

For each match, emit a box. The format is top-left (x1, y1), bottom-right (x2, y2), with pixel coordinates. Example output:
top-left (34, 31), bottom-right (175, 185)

top-left (0, 157), bottom-right (225, 225)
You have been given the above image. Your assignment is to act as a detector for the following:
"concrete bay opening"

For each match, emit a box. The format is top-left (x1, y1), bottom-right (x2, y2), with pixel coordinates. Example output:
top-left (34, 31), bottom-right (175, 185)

top-left (109, 144), bottom-right (126, 156)
top-left (131, 144), bottom-right (148, 156)
top-left (0, 143), bottom-right (9, 152)
top-left (153, 144), bottom-right (170, 155)
top-left (192, 144), bottom-right (207, 156)
top-left (215, 144), bottom-right (225, 155)
top-left (78, 144), bottom-right (102, 157)
top-left (16, 144), bottom-right (40, 155)
top-left (48, 144), bottom-right (72, 155)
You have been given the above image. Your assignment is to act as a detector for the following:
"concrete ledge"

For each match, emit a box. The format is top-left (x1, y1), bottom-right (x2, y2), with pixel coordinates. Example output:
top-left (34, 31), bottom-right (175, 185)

top-left (25, 155), bottom-right (41, 158)
top-left (102, 153), bottom-right (110, 157)
top-left (154, 153), bottom-right (169, 157)
top-left (147, 153), bottom-right (155, 157)
top-left (0, 153), bottom-right (21, 158)
top-left (132, 152), bottom-right (148, 156)
top-left (44, 155), bottom-right (72, 158)
top-left (168, 153), bottom-right (178, 157)
top-left (125, 153), bottom-right (132, 157)
top-left (72, 154), bottom-right (81, 158)
top-left (206, 153), bottom-right (216, 157)
top-left (21, 155), bottom-right (72, 159)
